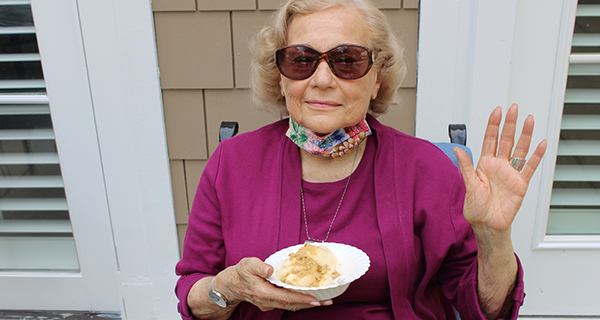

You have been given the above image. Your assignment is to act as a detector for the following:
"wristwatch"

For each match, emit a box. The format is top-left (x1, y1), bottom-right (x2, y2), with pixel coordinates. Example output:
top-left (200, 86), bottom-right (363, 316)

top-left (208, 277), bottom-right (233, 308)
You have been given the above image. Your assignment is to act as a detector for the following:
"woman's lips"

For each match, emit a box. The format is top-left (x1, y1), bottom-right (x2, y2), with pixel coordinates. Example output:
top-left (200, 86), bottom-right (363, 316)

top-left (306, 101), bottom-right (341, 109)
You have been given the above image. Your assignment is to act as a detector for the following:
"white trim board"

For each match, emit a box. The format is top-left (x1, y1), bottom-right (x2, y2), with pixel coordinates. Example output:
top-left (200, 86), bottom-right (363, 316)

top-left (416, 0), bottom-right (517, 163)
top-left (75, 0), bottom-right (180, 318)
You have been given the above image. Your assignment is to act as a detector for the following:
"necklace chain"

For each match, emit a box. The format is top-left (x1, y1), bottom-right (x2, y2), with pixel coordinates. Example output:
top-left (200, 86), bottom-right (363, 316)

top-left (301, 147), bottom-right (359, 243)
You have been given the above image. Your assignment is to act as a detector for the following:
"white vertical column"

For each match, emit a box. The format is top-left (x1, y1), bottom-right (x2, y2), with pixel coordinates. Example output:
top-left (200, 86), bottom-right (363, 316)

top-left (416, 0), bottom-right (517, 163)
top-left (76, 0), bottom-right (180, 318)
top-left (415, 0), bottom-right (462, 142)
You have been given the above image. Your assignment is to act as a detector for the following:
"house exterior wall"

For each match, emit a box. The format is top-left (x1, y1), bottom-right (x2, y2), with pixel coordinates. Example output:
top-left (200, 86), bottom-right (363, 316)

top-left (6, 0), bottom-right (592, 318)
top-left (151, 0), bottom-right (420, 253)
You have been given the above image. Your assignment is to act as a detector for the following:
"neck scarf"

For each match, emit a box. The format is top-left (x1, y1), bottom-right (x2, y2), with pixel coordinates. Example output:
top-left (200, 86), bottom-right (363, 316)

top-left (286, 117), bottom-right (371, 157)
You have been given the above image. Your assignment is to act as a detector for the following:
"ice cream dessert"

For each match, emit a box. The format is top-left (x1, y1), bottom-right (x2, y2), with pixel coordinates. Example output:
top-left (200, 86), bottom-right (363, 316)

top-left (275, 243), bottom-right (340, 287)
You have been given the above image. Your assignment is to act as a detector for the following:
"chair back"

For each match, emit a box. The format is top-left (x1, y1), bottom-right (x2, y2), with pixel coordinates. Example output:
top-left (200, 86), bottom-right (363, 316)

top-left (432, 142), bottom-right (473, 168)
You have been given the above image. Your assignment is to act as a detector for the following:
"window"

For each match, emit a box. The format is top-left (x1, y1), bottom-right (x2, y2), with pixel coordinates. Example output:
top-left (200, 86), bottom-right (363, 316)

top-left (547, 2), bottom-right (600, 236)
top-left (0, 0), bottom-right (79, 272)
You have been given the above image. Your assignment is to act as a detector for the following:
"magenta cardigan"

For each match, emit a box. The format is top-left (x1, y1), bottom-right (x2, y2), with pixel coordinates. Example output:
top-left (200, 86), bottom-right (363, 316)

top-left (175, 115), bottom-right (525, 320)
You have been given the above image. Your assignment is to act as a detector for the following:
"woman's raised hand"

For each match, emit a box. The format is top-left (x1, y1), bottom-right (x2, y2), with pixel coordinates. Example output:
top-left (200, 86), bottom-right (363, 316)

top-left (454, 104), bottom-right (547, 233)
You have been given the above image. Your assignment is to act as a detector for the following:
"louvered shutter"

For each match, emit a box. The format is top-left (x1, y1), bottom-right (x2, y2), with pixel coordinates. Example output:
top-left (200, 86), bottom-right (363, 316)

top-left (547, 2), bottom-right (600, 235)
top-left (0, 1), bottom-right (79, 271)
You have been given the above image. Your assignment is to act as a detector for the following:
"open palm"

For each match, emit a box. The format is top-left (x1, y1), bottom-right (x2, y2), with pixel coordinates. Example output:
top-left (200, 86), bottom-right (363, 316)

top-left (454, 104), bottom-right (547, 232)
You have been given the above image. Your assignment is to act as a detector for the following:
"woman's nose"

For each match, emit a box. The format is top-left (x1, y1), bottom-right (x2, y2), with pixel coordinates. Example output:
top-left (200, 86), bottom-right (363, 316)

top-left (310, 60), bottom-right (336, 88)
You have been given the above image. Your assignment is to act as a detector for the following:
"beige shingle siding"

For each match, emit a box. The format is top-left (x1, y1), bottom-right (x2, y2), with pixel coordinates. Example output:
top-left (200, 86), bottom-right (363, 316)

top-left (154, 11), bottom-right (234, 89)
top-left (162, 90), bottom-right (208, 159)
top-left (153, 1), bottom-right (419, 253)
top-left (197, 0), bottom-right (256, 11)
top-left (232, 10), bottom-right (276, 88)
top-left (152, 0), bottom-right (196, 12)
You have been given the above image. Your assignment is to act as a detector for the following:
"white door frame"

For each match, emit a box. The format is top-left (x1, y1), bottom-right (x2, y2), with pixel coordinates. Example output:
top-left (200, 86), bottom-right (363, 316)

top-left (1, 0), bottom-right (181, 318)
top-left (417, 0), bottom-right (600, 317)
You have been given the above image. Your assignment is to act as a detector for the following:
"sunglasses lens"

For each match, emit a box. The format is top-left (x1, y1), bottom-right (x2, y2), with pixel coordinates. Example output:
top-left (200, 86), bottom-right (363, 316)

top-left (276, 45), bottom-right (373, 80)
top-left (276, 46), bottom-right (319, 80)
top-left (328, 46), bottom-right (372, 79)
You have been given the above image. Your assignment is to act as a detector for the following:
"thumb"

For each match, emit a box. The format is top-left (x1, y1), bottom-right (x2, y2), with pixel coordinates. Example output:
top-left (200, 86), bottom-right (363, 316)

top-left (453, 147), bottom-right (477, 186)
top-left (250, 258), bottom-right (273, 278)
top-left (238, 257), bottom-right (274, 279)
top-left (262, 262), bottom-right (274, 278)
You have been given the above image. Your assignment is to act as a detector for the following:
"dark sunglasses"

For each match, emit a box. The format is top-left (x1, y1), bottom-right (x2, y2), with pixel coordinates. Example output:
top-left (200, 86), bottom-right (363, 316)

top-left (275, 44), bottom-right (374, 80)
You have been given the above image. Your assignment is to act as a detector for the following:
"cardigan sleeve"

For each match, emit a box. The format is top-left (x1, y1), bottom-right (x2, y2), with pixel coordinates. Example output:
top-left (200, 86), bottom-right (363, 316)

top-left (438, 172), bottom-right (525, 320)
top-left (174, 145), bottom-right (226, 320)
top-left (450, 254), bottom-right (525, 320)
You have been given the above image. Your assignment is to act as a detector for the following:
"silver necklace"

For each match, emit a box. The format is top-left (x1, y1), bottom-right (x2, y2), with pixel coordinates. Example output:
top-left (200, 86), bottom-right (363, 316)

top-left (301, 146), bottom-right (360, 243)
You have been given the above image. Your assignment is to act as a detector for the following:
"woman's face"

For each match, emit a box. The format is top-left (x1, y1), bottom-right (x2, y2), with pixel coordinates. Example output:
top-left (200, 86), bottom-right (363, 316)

top-left (280, 6), bottom-right (381, 135)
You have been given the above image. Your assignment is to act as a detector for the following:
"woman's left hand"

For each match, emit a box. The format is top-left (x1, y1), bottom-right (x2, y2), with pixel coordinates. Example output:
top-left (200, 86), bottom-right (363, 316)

top-left (454, 104), bottom-right (547, 233)
top-left (454, 104), bottom-right (547, 318)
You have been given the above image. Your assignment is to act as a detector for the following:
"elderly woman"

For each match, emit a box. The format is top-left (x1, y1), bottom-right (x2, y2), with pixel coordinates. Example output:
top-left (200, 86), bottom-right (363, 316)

top-left (175, 0), bottom-right (547, 319)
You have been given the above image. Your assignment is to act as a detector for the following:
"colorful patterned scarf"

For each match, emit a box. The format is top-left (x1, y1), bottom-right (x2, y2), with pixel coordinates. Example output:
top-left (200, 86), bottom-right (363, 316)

top-left (285, 117), bottom-right (371, 157)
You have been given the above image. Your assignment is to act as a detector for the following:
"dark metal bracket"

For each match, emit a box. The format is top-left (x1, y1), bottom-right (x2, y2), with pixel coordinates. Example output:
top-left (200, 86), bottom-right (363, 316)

top-left (219, 121), bottom-right (239, 142)
top-left (448, 124), bottom-right (467, 146)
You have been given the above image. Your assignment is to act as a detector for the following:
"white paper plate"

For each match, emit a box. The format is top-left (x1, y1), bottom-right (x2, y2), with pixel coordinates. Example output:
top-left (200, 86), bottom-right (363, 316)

top-left (264, 242), bottom-right (370, 300)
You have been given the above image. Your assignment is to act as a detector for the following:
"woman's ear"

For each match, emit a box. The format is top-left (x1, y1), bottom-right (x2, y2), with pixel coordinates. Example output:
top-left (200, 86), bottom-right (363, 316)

top-left (371, 72), bottom-right (382, 100)
top-left (280, 78), bottom-right (286, 98)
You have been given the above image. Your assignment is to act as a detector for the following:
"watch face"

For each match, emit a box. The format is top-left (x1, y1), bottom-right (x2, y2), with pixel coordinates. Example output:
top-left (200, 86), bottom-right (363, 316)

top-left (209, 289), bottom-right (228, 308)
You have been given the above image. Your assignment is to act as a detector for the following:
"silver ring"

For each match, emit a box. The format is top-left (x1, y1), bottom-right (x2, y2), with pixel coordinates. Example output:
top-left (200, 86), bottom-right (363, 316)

top-left (510, 157), bottom-right (526, 171)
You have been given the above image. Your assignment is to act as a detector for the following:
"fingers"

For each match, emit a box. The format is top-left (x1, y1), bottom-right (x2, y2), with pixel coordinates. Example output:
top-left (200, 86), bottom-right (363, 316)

top-left (521, 139), bottom-right (547, 182)
top-left (497, 104), bottom-right (519, 160)
top-left (259, 286), bottom-right (328, 311)
top-left (232, 258), bottom-right (324, 312)
top-left (482, 105), bottom-right (541, 172)
top-left (481, 106), bottom-right (503, 158)
top-left (511, 114), bottom-right (534, 160)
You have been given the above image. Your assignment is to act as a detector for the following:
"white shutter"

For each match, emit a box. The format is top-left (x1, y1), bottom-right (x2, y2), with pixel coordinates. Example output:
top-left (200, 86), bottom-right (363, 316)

top-left (547, 2), bottom-right (600, 235)
top-left (0, 1), bottom-right (79, 271)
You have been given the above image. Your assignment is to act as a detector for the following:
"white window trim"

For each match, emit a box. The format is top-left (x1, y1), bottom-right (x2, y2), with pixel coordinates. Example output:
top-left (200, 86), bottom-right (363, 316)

top-left (526, 1), bottom-right (600, 250)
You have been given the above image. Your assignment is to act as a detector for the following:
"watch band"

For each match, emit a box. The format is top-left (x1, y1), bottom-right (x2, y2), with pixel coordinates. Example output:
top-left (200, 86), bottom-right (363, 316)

top-left (208, 277), bottom-right (231, 308)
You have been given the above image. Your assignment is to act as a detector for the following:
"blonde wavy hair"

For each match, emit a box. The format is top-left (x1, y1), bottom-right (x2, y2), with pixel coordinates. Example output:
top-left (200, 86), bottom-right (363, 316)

top-left (249, 0), bottom-right (406, 117)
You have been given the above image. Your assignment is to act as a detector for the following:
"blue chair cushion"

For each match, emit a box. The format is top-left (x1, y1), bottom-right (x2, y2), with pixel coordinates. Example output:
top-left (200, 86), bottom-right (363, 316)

top-left (433, 142), bottom-right (474, 168)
